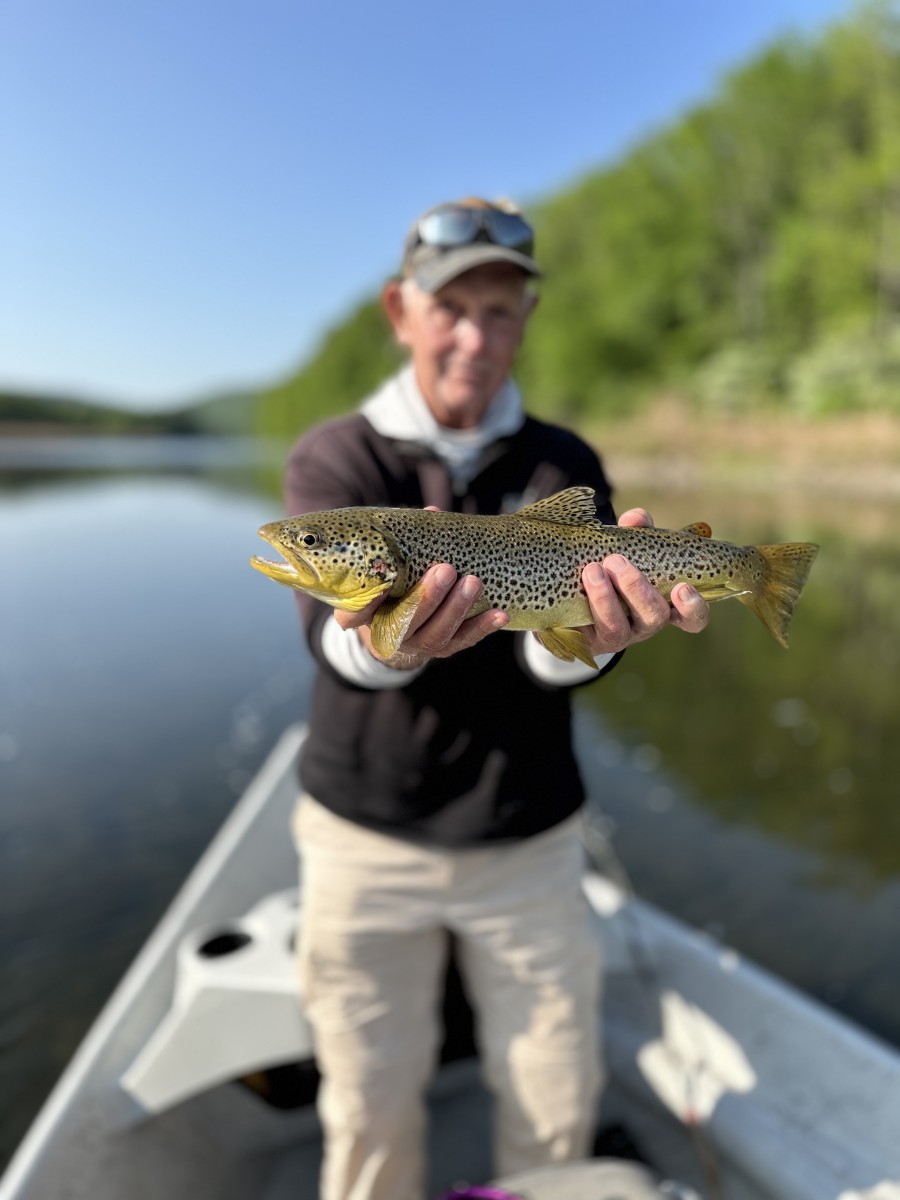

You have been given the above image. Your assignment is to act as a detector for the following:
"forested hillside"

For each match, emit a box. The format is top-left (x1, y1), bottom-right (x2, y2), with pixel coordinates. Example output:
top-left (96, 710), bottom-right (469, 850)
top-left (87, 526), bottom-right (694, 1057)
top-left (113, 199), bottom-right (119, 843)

top-left (258, 4), bottom-right (900, 439)
top-left (0, 388), bottom-right (255, 436)
top-left (0, 391), bottom-right (199, 434)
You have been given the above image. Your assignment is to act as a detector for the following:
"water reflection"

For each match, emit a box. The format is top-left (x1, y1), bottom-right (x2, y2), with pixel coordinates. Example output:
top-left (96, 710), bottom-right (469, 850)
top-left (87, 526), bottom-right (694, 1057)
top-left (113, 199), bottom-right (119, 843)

top-left (0, 456), bottom-right (312, 1168)
top-left (583, 487), bottom-right (899, 880)
top-left (0, 434), bottom-right (288, 506)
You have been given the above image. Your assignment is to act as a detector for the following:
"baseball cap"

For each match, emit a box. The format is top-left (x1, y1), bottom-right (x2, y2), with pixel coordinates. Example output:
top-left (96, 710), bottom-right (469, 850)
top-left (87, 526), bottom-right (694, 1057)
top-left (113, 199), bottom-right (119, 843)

top-left (401, 197), bottom-right (540, 293)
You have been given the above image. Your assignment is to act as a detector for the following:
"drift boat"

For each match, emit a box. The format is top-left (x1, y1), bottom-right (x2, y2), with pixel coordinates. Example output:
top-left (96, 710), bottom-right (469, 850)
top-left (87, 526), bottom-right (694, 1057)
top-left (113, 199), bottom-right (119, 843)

top-left (1, 726), bottom-right (898, 1200)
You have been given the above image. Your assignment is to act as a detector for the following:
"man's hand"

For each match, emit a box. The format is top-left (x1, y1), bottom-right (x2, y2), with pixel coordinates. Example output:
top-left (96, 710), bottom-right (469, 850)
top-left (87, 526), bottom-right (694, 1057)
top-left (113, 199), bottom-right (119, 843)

top-left (335, 564), bottom-right (508, 670)
top-left (578, 507), bottom-right (709, 657)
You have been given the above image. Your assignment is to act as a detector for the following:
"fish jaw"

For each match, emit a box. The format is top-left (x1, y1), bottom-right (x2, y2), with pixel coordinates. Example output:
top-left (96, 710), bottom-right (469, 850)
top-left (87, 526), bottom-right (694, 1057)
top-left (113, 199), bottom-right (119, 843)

top-left (250, 552), bottom-right (318, 589)
top-left (251, 520), bottom-right (322, 590)
top-left (251, 518), bottom-right (396, 612)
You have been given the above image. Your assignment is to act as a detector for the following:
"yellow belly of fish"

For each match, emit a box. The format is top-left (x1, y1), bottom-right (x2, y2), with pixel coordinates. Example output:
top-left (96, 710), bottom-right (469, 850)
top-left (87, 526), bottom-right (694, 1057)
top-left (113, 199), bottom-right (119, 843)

top-left (369, 571), bottom-right (601, 669)
top-left (505, 597), bottom-right (598, 668)
top-left (502, 595), bottom-right (593, 632)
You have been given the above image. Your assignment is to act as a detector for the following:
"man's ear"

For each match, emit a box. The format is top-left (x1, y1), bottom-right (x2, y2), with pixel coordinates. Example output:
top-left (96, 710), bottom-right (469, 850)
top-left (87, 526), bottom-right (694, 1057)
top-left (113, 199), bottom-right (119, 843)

top-left (382, 279), bottom-right (412, 347)
top-left (513, 290), bottom-right (539, 349)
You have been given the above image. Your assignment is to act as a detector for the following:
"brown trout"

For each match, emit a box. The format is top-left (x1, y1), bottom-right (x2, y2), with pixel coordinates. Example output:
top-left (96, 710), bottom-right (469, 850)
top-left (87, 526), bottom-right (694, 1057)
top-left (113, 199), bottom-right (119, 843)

top-left (250, 487), bottom-right (819, 668)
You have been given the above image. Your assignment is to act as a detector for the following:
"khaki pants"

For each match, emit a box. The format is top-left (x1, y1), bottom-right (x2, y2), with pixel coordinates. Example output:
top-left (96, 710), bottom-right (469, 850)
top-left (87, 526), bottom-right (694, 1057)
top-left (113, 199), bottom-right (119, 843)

top-left (293, 795), bottom-right (602, 1200)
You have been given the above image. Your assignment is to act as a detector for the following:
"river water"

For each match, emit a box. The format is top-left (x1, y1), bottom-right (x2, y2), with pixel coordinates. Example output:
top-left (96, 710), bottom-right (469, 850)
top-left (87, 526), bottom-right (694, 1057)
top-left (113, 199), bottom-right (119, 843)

top-left (1, 437), bottom-right (898, 1167)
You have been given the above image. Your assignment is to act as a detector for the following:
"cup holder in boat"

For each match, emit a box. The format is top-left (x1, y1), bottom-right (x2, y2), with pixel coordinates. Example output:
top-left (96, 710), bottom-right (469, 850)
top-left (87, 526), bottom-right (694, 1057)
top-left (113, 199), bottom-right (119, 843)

top-left (197, 928), bottom-right (253, 958)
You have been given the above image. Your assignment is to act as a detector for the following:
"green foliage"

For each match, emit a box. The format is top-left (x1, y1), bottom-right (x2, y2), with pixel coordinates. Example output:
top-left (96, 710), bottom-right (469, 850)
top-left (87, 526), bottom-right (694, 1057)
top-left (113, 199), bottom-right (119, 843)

top-left (255, 3), bottom-right (900, 431)
top-left (188, 390), bottom-right (258, 435)
top-left (255, 299), bottom-right (403, 441)
top-left (0, 391), bottom-right (199, 433)
top-left (787, 322), bottom-right (900, 412)
top-left (694, 344), bottom-right (782, 413)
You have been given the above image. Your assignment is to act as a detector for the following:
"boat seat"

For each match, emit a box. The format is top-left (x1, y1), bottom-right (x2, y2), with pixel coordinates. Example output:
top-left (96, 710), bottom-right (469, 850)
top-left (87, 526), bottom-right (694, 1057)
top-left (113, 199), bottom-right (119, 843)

top-left (120, 874), bottom-right (630, 1118)
top-left (120, 889), bottom-right (312, 1115)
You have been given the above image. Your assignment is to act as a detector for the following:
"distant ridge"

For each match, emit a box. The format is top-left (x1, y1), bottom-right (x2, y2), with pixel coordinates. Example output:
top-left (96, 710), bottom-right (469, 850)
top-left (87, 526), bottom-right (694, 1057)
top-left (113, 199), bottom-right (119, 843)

top-left (0, 388), bottom-right (255, 437)
top-left (0, 390), bottom-right (194, 435)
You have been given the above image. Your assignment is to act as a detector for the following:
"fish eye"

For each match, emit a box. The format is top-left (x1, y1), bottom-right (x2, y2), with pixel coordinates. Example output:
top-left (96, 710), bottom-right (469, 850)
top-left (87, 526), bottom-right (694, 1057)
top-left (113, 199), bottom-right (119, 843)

top-left (299, 532), bottom-right (321, 548)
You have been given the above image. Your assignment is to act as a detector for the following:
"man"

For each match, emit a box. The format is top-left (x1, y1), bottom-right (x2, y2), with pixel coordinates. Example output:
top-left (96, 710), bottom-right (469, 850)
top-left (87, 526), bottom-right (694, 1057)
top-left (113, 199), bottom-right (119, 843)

top-left (285, 197), bottom-right (708, 1200)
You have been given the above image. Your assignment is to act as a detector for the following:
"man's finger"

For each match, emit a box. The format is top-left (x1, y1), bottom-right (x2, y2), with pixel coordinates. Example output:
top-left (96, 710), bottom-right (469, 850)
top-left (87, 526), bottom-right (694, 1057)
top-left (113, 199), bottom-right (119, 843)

top-left (407, 572), bottom-right (483, 648)
top-left (437, 608), bottom-right (509, 656)
top-left (668, 582), bottom-right (710, 634)
top-left (617, 507), bottom-right (654, 529)
top-left (602, 554), bottom-right (670, 638)
top-left (581, 562), bottom-right (633, 648)
top-left (402, 564), bottom-right (460, 639)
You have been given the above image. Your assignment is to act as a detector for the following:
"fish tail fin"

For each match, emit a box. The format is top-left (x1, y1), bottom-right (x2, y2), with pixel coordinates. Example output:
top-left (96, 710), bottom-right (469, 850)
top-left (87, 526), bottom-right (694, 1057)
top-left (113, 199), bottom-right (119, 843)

top-left (737, 543), bottom-right (819, 648)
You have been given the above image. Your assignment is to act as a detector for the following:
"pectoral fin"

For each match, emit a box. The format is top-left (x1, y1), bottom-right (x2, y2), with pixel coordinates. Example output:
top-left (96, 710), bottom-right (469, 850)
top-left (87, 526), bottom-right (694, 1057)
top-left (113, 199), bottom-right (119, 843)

top-left (369, 581), bottom-right (428, 659)
top-left (338, 580), bottom-right (395, 612)
top-left (533, 627), bottom-right (599, 670)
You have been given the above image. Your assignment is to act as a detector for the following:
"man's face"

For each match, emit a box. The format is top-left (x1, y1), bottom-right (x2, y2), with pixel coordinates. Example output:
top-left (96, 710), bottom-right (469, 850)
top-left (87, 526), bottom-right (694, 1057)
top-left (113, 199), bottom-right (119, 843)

top-left (384, 263), bottom-right (537, 430)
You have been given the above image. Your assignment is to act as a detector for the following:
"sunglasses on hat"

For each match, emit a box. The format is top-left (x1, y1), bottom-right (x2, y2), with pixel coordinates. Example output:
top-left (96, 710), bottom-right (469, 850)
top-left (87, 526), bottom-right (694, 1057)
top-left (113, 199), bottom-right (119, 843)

top-left (411, 203), bottom-right (534, 258)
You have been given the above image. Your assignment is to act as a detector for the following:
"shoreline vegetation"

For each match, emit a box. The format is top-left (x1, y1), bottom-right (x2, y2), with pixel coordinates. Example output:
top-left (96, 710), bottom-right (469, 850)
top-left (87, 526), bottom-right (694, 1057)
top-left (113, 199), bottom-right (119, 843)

top-left (585, 397), bottom-right (900, 503)
top-left (4, 395), bottom-right (899, 515)
top-left (0, 387), bottom-right (253, 438)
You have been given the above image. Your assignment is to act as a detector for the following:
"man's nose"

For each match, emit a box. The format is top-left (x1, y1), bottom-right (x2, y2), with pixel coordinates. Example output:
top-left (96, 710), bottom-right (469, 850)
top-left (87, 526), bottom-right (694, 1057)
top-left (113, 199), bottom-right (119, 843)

top-left (455, 315), bottom-right (487, 354)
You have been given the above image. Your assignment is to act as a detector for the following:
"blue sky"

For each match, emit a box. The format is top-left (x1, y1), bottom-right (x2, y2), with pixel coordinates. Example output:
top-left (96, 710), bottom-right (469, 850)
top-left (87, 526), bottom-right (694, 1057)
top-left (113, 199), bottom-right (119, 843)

top-left (1, 0), bottom-right (852, 411)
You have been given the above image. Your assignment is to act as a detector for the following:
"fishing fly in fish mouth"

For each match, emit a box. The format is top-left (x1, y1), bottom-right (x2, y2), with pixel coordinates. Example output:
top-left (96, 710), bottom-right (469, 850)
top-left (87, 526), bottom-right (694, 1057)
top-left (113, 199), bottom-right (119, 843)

top-left (251, 486), bottom-right (819, 668)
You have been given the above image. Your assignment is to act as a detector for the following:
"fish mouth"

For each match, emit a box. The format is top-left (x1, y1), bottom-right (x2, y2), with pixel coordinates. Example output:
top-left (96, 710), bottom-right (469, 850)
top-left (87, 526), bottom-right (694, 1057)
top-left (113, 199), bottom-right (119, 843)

top-left (250, 523), bottom-right (319, 589)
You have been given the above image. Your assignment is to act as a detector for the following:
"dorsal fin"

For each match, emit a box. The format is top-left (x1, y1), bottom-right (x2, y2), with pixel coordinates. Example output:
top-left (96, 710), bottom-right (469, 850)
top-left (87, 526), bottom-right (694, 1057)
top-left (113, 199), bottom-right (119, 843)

top-left (682, 521), bottom-right (713, 538)
top-left (516, 487), bottom-right (598, 526)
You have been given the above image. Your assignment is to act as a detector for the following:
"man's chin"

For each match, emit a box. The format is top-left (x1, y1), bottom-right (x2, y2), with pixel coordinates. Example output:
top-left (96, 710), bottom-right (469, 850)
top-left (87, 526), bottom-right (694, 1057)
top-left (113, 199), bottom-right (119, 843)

top-left (440, 379), bottom-right (498, 417)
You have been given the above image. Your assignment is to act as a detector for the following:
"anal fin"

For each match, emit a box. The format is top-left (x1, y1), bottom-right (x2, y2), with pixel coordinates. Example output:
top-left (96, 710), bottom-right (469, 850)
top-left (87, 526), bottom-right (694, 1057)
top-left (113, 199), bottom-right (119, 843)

top-left (533, 626), bottom-right (598, 670)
